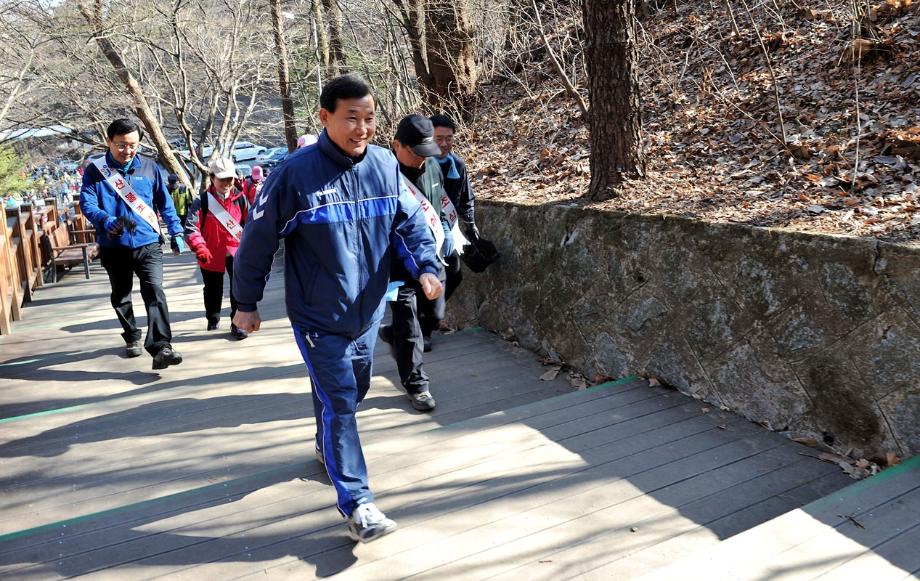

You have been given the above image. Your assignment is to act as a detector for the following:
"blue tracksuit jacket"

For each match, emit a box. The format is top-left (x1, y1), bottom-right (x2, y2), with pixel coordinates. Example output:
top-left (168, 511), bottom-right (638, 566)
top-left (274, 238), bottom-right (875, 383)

top-left (79, 152), bottom-right (183, 248)
top-left (233, 130), bottom-right (441, 338)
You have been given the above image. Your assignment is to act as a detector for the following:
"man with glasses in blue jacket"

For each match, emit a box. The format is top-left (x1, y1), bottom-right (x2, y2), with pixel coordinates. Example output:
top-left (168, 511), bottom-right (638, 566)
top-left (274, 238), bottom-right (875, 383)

top-left (232, 74), bottom-right (442, 543)
top-left (80, 118), bottom-right (186, 370)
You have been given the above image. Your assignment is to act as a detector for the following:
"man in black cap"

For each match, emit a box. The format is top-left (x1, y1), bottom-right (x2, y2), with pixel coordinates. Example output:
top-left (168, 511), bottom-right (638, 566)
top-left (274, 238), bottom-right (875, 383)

top-left (379, 114), bottom-right (455, 412)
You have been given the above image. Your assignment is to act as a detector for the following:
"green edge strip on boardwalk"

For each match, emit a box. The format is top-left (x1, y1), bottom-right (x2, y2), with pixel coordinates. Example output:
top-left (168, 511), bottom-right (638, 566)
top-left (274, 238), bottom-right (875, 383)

top-left (0, 465), bottom-right (297, 545)
top-left (0, 404), bottom-right (91, 425)
top-left (586, 375), bottom-right (643, 393)
top-left (804, 453), bottom-right (920, 512)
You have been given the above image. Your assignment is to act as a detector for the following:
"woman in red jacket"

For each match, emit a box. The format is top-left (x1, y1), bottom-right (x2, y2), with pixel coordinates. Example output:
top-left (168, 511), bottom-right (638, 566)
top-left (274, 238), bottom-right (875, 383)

top-left (184, 157), bottom-right (251, 339)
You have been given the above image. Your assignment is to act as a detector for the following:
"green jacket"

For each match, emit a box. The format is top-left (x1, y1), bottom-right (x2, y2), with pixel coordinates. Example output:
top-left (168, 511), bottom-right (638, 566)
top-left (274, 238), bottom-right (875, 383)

top-left (169, 184), bottom-right (192, 215)
top-left (401, 157), bottom-right (453, 258)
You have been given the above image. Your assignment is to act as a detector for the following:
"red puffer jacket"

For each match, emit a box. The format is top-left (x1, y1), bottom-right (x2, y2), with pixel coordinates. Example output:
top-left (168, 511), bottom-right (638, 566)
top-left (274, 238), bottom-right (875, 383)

top-left (184, 186), bottom-right (250, 273)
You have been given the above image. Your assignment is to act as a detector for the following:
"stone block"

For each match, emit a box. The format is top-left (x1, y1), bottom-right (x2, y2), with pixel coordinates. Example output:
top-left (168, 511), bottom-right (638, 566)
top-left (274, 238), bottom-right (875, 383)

top-left (766, 290), bottom-right (863, 361)
top-left (877, 387), bottom-right (920, 456)
top-left (840, 309), bottom-right (920, 401)
top-left (791, 355), bottom-right (884, 455)
top-left (709, 327), bottom-right (809, 430)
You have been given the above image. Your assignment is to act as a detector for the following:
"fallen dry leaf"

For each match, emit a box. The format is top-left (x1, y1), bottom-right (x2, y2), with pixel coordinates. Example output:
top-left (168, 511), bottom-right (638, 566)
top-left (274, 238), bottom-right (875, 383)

top-left (540, 366), bottom-right (561, 381)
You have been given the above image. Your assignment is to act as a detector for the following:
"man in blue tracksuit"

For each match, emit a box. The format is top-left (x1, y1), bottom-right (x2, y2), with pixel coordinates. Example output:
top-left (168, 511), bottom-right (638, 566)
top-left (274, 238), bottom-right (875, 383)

top-left (80, 118), bottom-right (186, 370)
top-left (232, 74), bottom-right (442, 543)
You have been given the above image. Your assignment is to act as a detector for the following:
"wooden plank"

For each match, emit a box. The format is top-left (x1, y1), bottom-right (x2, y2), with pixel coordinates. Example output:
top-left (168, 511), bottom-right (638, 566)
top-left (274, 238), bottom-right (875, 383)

top-left (639, 455), bottom-right (920, 581)
top-left (481, 449), bottom-right (847, 581)
top-left (16, 397), bottom-right (732, 579)
top-left (815, 522), bottom-right (920, 580)
top-left (144, 407), bottom-right (749, 580)
top-left (748, 484), bottom-right (920, 580)
top-left (0, 382), bottom-right (654, 573)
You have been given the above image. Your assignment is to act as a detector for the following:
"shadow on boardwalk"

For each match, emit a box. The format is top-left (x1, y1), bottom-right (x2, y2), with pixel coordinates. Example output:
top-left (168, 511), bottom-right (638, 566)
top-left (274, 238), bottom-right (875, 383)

top-left (1, 254), bottom-right (912, 580)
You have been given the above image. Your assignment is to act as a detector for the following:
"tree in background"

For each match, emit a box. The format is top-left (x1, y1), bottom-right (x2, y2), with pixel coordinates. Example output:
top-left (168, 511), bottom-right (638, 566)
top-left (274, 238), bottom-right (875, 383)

top-left (391, 0), bottom-right (478, 108)
top-left (76, 0), bottom-right (190, 185)
top-left (270, 0), bottom-right (299, 153)
top-left (0, 147), bottom-right (29, 196)
top-left (583, 0), bottom-right (645, 200)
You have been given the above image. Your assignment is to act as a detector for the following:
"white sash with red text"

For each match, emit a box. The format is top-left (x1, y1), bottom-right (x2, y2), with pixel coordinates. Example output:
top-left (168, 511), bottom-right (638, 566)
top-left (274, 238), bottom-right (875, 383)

top-left (206, 192), bottom-right (244, 241)
top-left (403, 176), bottom-right (445, 256)
top-left (438, 189), bottom-right (468, 254)
top-left (91, 157), bottom-right (160, 232)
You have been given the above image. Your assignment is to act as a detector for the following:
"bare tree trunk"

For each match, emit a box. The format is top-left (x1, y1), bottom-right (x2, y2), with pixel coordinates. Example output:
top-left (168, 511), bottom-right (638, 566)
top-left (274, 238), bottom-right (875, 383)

top-left (424, 1), bottom-right (477, 104)
top-left (270, 0), bottom-right (298, 152)
top-left (392, 0), bottom-right (477, 109)
top-left (583, 0), bottom-right (645, 200)
top-left (77, 1), bottom-right (189, 185)
top-left (324, 0), bottom-right (347, 76)
top-left (313, 0), bottom-right (331, 74)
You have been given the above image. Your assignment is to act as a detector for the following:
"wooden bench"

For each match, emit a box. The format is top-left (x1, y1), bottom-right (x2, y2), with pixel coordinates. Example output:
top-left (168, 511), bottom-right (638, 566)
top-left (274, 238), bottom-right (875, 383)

top-left (38, 199), bottom-right (97, 283)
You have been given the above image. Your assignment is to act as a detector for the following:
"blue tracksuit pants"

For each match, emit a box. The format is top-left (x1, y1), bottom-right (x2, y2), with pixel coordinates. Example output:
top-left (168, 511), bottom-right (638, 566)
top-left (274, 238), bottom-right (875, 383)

top-left (293, 321), bottom-right (380, 517)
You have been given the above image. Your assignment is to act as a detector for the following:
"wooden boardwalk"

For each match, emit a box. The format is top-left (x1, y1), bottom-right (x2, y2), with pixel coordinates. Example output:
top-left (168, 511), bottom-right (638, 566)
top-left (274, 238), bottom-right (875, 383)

top-left (0, 255), bottom-right (916, 580)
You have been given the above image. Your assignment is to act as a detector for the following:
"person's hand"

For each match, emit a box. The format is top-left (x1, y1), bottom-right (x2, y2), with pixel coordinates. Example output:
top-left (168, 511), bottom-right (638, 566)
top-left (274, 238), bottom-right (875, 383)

top-left (195, 246), bottom-right (213, 263)
top-left (464, 223), bottom-right (481, 243)
top-left (233, 310), bottom-right (261, 333)
top-left (419, 272), bottom-right (443, 300)
top-left (104, 216), bottom-right (121, 236)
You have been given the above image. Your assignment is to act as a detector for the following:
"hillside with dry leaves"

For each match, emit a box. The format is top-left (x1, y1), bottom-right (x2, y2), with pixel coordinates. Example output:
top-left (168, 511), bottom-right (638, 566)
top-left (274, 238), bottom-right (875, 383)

top-left (463, 1), bottom-right (920, 243)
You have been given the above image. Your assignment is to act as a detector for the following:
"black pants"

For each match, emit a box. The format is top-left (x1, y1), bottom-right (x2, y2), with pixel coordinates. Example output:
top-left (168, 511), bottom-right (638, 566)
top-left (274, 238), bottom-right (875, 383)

top-left (444, 251), bottom-right (463, 302)
top-left (201, 255), bottom-right (237, 326)
top-left (390, 271), bottom-right (445, 394)
top-left (99, 243), bottom-right (171, 356)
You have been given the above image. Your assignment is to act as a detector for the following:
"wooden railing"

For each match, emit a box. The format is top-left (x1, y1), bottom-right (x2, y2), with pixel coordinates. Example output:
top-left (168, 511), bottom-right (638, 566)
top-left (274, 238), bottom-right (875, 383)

top-left (1, 206), bottom-right (25, 335)
top-left (0, 198), bottom-right (98, 335)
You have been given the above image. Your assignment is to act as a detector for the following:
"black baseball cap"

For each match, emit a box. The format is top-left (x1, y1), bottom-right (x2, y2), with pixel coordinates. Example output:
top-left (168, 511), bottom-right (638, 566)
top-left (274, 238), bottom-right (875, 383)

top-left (394, 114), bottom-right (442, 157)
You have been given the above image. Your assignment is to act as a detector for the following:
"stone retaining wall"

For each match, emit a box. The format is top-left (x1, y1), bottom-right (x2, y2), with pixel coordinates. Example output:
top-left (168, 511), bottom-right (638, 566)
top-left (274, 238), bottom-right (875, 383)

top-left (446, 202), bottom-right (920, 458)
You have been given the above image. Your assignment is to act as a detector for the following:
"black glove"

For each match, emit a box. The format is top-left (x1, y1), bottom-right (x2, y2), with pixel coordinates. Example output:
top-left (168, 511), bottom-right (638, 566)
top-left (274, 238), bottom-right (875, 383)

top-left (464, 223), bottom-right (481, 243)
top-left (170, 235), bottom-right (181, 253)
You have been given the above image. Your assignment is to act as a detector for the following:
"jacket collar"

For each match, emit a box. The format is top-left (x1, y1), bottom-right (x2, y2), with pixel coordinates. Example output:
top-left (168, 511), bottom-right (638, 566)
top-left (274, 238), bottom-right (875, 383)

top-left (207, 184), bottom-right (242, 202)
top-left (317, 129), bottom-right (368, 169)
top-left (105, 151), bottom-right (139, 173)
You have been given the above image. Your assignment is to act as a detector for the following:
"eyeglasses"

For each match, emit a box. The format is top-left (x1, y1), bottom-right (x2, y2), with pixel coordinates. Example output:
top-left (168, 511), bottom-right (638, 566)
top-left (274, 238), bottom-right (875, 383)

top-left (113, 142), bottom-right (139, 152)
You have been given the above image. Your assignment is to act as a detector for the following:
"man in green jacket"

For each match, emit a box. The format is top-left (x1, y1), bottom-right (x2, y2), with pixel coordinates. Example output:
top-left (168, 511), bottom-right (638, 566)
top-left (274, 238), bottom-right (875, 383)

top-left (379, 114), bottom-right (453, 412)
top-left (167, 174), bottom-right (193, 227)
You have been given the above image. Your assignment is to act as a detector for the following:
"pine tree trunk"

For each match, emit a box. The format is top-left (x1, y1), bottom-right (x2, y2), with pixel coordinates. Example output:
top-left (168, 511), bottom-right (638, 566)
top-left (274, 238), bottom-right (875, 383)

top-left (583, 0), bottom-right (645, 200)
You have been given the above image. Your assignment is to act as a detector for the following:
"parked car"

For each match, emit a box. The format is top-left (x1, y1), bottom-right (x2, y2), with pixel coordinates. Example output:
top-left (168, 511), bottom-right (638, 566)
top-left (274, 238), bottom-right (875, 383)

top-left (256, 146), bottom-right (287, 162)
top-left (235, 163), bottom-right (252, 178)
top-left (176, 141), bottom-right (214, 161)
top-left (258, 147), bottom-right (289, 170)
top-left (231, 141), bottom-right (266, 162)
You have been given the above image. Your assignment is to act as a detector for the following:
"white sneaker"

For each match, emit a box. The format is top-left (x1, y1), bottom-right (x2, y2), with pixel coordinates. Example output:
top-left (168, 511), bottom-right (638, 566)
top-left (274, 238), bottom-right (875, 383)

top-left (347, 502), bottom-right (397, 543)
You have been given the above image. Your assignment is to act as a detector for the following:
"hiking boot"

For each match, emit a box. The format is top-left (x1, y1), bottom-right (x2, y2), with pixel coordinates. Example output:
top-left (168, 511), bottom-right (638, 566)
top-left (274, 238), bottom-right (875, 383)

top-left (152, 346), bottom-right (183, 370)
top-left (423, 335), bottom-right (432, 353)
top-left (230, 324), bottom-right (248, 340)
top-left (206, 321), bottom-right (219, 331)
top-left (378, 324), bottom-right (396, 358)
top-left (125, 340), bottom-right (142, 358)
top-left (408, 390), bottom-right (436, 412)
top-left (347, 502), bottom-right (397, 543)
